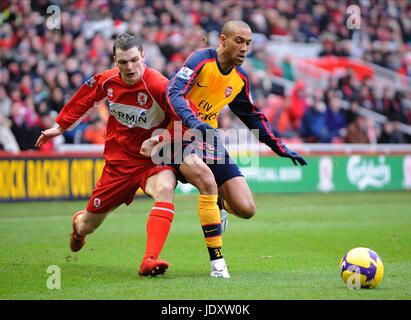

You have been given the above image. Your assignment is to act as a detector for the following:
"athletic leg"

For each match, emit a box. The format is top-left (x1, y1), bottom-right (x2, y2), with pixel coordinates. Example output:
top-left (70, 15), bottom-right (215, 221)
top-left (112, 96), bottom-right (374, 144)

top-left (70, 162), bottom-right (143, 253)
top-left (179, 154), bottom-right (229, 278)
top-left (139, 168), bottom-right (177, 276)
top-left (218, 176), bottom-right (256, 220)
top-left (203, 147), bottom-right (256, 220)
top-left (70, 209), bottom-right (111, 252)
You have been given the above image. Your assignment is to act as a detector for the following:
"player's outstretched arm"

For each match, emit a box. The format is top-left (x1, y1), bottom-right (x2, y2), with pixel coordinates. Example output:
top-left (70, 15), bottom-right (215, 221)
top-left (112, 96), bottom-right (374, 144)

top-left (228, 81), bottom-right (307, 166)
top-left (228, 103), bottom-right (307, 166)
top-left (35, 125), bottom-right (65, 148)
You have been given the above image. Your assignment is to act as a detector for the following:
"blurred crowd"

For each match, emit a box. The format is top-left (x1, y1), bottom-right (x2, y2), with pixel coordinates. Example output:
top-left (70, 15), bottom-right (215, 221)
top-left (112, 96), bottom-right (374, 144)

top-left (1, 0), bottom-right (411, 152)
top-left (245, 67), bottom-right (410, 145)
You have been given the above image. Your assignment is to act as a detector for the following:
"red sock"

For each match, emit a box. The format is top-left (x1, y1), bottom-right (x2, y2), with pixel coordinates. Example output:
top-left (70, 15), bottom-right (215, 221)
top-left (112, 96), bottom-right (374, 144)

top-left (144, 202), bottom-right (174, 259)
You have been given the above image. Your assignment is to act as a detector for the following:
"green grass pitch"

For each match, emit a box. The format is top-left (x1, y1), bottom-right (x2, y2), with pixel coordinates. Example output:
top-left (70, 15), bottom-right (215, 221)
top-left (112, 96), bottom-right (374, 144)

top-left (1, 191), bottom-right (410, 300)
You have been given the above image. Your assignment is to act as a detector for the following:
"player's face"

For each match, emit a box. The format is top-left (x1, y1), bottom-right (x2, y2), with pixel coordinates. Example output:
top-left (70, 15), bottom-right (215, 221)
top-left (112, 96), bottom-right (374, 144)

top-left (114, 47), bottom-right (145, 85)
top-left (225, 27), bottom-right (252, 66)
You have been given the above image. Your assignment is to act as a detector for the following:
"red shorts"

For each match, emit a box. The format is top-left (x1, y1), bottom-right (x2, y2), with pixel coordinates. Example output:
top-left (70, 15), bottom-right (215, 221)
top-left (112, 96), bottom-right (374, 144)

top-left (86, 161), bottom-right (176, 214)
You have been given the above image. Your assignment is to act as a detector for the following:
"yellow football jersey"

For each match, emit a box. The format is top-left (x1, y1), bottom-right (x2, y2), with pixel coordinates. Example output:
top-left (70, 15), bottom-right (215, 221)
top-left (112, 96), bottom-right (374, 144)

top-left (185, 59), bottom-right (245, 128)
top-left (167, 47), bottom-right (285, 154)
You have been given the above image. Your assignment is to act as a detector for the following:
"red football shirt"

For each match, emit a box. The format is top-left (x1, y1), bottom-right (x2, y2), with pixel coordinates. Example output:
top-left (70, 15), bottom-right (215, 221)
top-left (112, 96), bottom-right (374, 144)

top-left (56, 67), bottom-right (173, 163)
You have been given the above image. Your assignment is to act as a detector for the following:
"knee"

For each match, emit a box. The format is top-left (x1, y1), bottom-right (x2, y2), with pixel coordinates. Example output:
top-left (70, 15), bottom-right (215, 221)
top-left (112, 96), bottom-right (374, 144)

top-left (235, 201), bottom-right (256, 219)
top-left (196, 172), bottom-right (217, 195)
top-left (184, 156), bottom-right (217, 194)
top-left (154, 180), bottom-right (176, 202)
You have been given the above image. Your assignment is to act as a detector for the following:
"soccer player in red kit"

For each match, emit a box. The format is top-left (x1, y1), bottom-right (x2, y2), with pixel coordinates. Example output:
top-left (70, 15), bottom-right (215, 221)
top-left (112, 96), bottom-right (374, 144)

top-left (36, 32), bottom-right (178, 276)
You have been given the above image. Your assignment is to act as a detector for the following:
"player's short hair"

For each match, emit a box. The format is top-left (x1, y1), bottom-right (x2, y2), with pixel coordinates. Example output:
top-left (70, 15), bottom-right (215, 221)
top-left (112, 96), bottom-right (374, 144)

top-left (221, 20), bottom-right (251, 37)
top-left (112, 32), bottom-right (143, 57)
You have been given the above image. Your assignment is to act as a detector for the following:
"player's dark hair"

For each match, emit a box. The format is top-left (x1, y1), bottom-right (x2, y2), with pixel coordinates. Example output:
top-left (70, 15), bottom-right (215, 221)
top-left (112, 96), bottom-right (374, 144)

top-left (113, 32), bottom-right (143, 57)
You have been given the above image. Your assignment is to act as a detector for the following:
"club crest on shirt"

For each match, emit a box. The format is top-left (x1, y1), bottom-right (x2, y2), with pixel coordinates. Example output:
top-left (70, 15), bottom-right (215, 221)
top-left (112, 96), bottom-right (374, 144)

top-left (93, 197), bottom-right (101, 208)
top-left (137, 92), bottom-right (148, 106)
top-left (107, 88), bottom-right (113, 98)
top-left (225, 86), bottom-right (233, 98)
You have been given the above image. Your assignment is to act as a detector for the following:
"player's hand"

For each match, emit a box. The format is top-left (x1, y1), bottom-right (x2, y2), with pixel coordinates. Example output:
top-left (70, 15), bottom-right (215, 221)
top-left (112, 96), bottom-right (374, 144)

top-left (190, 122), bottom-right (222, 146)
top-left (140, 135), bottom-right (164, 157)
top-left (35, 126), bottom-right (65, 148)
top-left (192, 122), bottom-right (216, 137)
top-left (283, 148), bottom-right (307, 166)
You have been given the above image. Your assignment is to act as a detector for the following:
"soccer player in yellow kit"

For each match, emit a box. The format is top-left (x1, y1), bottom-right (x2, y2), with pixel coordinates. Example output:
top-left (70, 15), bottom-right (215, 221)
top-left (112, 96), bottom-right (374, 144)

top-left (166, 20), bottom-right (307, 234)
top-left (142, 21), bottom-right (307, 279)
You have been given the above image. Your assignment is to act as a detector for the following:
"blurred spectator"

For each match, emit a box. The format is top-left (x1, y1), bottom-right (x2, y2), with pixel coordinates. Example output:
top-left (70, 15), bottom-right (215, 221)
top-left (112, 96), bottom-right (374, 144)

top-left (326, 97), bottom-right (347, 142)
top-left (63, 122), bottom-right (88, 145)
top-left (263, 94), bottom-right (298, 139)
top-left (9, 101), bottom-right (41, 150)
top-left (398, 53), bottom-right (411, 78)
top-left (378, 121), bottom-right (406, 143)
top-left (345, 114), bottom-right (370, 144)
top-left (358, 85), bottom-right (377, 111)
top-left (249, 47), bottom-right (270, 73)
top-left (1, 0), bottom-right (410, 150)
top-left (344, 101), bottom-right (361, 126)
top-left (0, 84), bottom-right (19, 152)
top-left (366, 117), bottom-right (379, 144)
top-left (287, 81), bottom-right (306, 131)
top-left (47, 88), bottom-right (65, 113)
top-left (0, 86), bottom-right (12, 117)
top-left (376, 87), bottom-right (408, 123)
top-left (337, 68), bottom-right (360, 102)
top-left (0, 114), bottom-right (20, 152)
top-left (279, 55), bottom-right (295, 81)
top-left (83, 116), bottom-right (106, 145)
top-left (318, 39), bottom-right (349, 57)
top-left (300, 97), bottom-right (332, 143)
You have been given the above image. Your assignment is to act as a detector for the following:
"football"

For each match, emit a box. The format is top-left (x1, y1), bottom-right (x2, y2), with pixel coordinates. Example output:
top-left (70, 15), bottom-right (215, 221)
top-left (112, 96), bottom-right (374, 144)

top-left (339, 247), bottom-right (384, 289)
